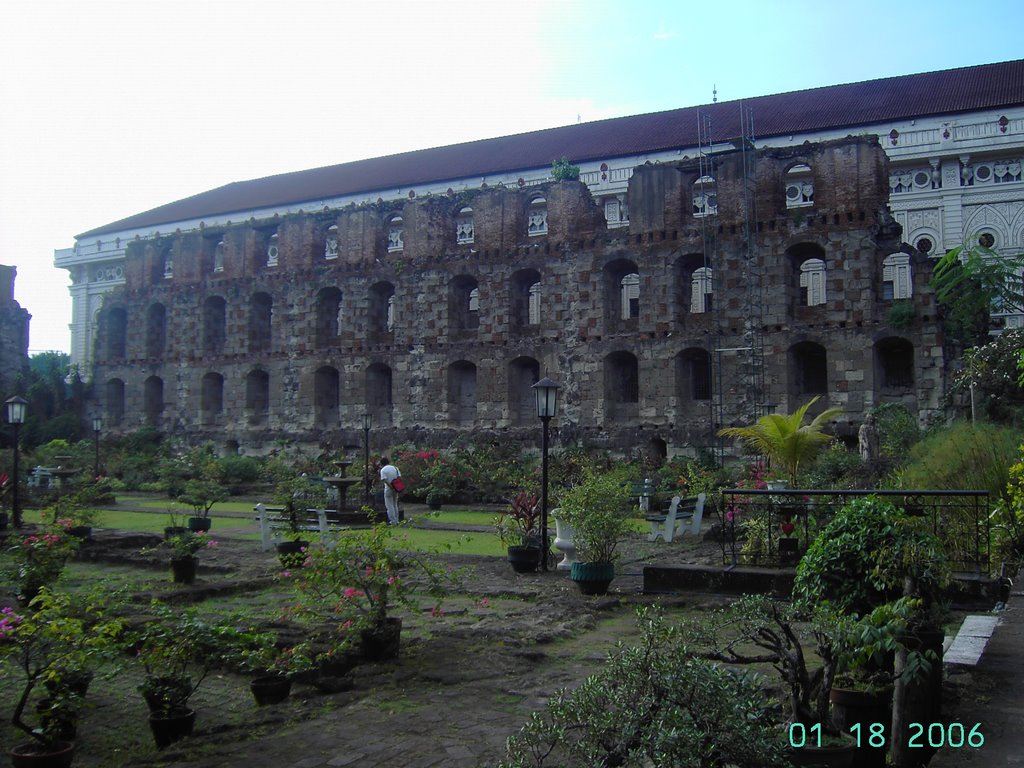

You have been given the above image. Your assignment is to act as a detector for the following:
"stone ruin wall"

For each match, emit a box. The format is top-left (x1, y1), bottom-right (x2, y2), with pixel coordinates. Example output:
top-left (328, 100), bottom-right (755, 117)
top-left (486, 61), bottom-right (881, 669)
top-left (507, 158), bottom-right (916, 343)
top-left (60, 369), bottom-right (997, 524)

top-left (91, 136), bottom-right (946, 457)
top-left (0, 265), bottom-right (31, 401)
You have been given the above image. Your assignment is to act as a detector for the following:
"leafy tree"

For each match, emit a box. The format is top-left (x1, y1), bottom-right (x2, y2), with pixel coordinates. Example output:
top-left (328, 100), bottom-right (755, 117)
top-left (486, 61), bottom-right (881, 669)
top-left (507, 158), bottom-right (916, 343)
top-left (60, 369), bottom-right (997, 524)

top-left (949, 328), bottom-right (1024, 424)
top-left (930, 240), bottom-right (1024, 347)
top-left (7, 352), bottom-right (90, 449)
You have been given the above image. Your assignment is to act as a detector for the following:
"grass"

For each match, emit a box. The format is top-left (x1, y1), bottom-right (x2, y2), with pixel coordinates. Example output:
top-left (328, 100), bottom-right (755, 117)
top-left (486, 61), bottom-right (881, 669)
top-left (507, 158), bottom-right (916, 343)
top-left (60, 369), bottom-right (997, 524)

top-left (23, 507), bottom-right (504, 554)
top-left (419, 509), bottom-right (497, 526)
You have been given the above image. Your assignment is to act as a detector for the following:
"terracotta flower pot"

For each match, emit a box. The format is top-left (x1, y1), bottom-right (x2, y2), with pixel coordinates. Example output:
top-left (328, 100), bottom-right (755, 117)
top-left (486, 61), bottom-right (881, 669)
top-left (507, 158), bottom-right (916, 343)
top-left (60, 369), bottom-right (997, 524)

top-left (9, 740), bottom-right (75, 768)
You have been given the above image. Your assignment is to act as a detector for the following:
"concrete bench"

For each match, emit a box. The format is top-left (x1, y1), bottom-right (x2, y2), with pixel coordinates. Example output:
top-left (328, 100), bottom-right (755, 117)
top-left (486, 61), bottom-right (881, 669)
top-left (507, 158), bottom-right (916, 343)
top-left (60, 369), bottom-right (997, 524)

top-left (630, 478), bottom-right (658, 512)
top-left (646, 493), bottom-right (706, 543)
top-left (254, 503), bottom-right (348, 552)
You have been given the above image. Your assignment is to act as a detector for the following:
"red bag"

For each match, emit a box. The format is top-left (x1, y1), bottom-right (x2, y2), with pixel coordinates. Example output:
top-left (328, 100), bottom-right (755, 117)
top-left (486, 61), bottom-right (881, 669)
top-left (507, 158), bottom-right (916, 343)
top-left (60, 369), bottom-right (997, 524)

top-left (391, 477), bottom-right (406, 494)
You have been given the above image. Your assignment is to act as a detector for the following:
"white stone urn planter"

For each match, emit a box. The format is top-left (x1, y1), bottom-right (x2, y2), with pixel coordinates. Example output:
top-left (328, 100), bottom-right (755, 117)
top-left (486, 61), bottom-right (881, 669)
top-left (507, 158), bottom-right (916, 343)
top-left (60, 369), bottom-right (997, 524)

top-left (552, 510), bottom-right (578, 571)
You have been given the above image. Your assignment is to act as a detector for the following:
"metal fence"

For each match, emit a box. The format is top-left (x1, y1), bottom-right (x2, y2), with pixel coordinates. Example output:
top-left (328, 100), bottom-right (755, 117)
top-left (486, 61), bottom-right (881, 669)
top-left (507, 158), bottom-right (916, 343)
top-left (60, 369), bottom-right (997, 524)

top-left (716, 488), bottom-right (991, 575)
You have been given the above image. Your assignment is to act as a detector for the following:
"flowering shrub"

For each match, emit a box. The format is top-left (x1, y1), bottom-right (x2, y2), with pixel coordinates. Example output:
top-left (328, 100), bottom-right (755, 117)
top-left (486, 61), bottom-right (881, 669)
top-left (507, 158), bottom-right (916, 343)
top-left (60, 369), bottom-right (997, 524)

top-left (131, 601), bottom-right (244, 715)
top-left (390, 443), bottom-right (537, 503)
top-left (226, 627), bottom-right (315, 677)
top-left (0, 588), bottom-right (124, 747)
top-left (284, 515), bottom-right (453, 653)
top-left (392, 449), bottom-right (442, 501)
top-left (164, 531), bottom-right (218, 558)
top-left (4, 525), bottom-right (79, 604)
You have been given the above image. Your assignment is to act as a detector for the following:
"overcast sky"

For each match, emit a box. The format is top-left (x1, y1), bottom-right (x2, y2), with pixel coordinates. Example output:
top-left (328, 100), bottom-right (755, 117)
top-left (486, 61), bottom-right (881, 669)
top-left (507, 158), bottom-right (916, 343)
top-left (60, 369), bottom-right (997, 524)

top-left (2, 0), bottom-right (1022, 354)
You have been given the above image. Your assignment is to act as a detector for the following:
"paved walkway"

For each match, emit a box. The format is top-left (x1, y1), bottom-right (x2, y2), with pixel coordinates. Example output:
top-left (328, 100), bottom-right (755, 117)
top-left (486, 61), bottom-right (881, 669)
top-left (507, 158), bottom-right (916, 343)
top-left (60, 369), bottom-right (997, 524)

top-left (930, 592), bottom-right (1024, 767)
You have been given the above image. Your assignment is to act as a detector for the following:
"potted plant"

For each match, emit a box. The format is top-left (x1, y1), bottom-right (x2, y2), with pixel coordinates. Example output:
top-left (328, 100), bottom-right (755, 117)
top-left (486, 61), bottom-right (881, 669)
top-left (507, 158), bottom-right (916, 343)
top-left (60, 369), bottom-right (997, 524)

top-left (828, 598), bottom-right (930, 768)
top-left (272, 475), bottom-right (327, 565)
top-left (0, 588), bottom-right (124, 765)
top-left (679, 595), bottom-right (858, 766)
top-left (495, 491), bottom-right (542, 573)
top-left (159, 530), bottom-right (218, 584)
top-left (719, 396), bottom-right (843, 488)
top-left (555, 470), bottom-right (633, 595)
top-left (45, 494), bottom-right (100, 541)
top-left (130, 602), bottom-right (240, 749)
top-left (163, 507), bottom-right (189, 540)
top-left (176, 477), bottom-right (227, 533)
top-left (231, 630), bottom-right (315, 705)
top-left (793, 495), bottom-right (951, 767)
top-left (4, 524), bottom-right (80, 606)
top-left (285, 513), bottom-right (452, 663)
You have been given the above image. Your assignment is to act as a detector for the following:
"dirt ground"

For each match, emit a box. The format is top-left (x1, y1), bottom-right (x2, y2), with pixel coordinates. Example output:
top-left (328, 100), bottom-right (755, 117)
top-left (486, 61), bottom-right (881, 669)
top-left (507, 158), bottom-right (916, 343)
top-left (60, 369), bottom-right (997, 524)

top-left (4, 502), bottom-right (1007, 767)
top-left (3, 506), bottom-right (727, 767)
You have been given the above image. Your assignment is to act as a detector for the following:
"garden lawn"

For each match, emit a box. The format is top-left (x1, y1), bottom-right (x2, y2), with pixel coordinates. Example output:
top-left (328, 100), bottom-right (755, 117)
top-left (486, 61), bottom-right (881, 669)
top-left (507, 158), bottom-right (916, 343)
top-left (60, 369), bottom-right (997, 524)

top-left (22, 508), bottom-right (505, 555)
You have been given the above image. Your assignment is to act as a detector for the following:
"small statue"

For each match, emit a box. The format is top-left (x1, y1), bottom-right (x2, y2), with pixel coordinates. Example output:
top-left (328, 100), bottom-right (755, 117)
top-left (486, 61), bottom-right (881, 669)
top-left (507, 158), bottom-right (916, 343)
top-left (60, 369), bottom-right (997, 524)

top-left (858, 414), bottom-right (879, 464)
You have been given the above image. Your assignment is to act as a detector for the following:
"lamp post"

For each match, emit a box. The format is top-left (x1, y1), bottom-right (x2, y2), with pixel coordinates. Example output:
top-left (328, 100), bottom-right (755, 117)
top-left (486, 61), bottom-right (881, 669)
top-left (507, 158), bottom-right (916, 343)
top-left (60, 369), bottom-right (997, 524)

top-left (532, 377), bottom-right (560, 572)
top-left (6, 395), bottom-right (27, 529)
top-left (92, 415), bottom-right (102, 478)
top-left (362, 413), bottom-right (372, 503)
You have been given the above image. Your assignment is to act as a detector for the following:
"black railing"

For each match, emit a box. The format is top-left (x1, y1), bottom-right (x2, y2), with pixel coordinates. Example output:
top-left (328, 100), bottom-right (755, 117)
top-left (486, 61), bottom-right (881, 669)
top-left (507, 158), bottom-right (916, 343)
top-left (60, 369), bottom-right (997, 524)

top-left (716, 488), bottom-right (991, 575)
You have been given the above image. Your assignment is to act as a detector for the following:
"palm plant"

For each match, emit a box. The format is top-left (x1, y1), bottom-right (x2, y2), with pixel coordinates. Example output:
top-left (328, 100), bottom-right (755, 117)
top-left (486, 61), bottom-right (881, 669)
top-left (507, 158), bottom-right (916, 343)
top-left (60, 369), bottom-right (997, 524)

top-left (719, 397), bottom-right (842, 487)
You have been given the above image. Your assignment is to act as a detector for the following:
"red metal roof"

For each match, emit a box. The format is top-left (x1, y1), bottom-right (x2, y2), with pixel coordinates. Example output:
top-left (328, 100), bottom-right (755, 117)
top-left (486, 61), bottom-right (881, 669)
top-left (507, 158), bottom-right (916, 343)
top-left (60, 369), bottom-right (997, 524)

top-left (79, 59), bottom-right (1024, 239)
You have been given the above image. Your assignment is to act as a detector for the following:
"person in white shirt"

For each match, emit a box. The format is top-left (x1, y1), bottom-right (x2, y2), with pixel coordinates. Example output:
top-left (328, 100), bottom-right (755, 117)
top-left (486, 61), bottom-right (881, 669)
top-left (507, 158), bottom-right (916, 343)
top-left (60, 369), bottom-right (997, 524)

top-left (379, 456), bottom-right (401, 525)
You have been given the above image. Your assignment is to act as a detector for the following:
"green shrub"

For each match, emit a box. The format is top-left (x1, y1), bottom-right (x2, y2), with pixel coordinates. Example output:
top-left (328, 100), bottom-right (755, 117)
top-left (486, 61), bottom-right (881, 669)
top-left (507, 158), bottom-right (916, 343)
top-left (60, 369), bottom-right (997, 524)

top-left (550, 156), bottom-right (580, 181)
top-left (887, 299), bottom-right (915, 329)
top-left (216, 455), bottom-right (261, 490)
top-left (803, 441), bottom-right (868, 489)
top-left (794, 496), bottom-right (904, 613)
top-left (102, 428), bottom-right (167, 488)
top-left (556, 468), bottom-right (635, 563)
top-left (991, 443), bottom-right (1024, 567)
top-left (892, 422), bottom-right (1021, 505)
top-left (871, 402), bottom-right (921, 468)
top-left (794, 496), bottom-right (949, 614)
top-left (497, 610), bottom-right (789, 768)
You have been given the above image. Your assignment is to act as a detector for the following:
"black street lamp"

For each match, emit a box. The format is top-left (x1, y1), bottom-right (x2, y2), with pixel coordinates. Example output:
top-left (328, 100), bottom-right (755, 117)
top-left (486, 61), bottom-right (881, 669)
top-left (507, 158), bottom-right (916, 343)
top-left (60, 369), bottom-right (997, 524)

top-left (532, 377), bottom-right (560, 572)
top-left (92, 415), bottom-right (103, 478)
top-left (362, 413), bottom-right (372, 503)
top-left (6, 395), bottom-right (27, 529)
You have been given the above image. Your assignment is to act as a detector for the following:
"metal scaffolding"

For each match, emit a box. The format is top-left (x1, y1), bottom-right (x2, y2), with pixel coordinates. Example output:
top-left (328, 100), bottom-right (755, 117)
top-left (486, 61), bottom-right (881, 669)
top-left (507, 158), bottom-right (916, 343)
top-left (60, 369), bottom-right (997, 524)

top-left (706, 104), bottom-right (768, 462)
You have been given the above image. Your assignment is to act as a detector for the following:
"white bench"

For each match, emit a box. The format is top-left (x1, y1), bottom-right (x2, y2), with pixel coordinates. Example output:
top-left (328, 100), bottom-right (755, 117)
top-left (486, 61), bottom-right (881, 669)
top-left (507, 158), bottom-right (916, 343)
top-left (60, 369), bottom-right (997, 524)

top-left (255, 503), bottom-right (346, 552)
top-left (646, 493), bottom-right (706, 543)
